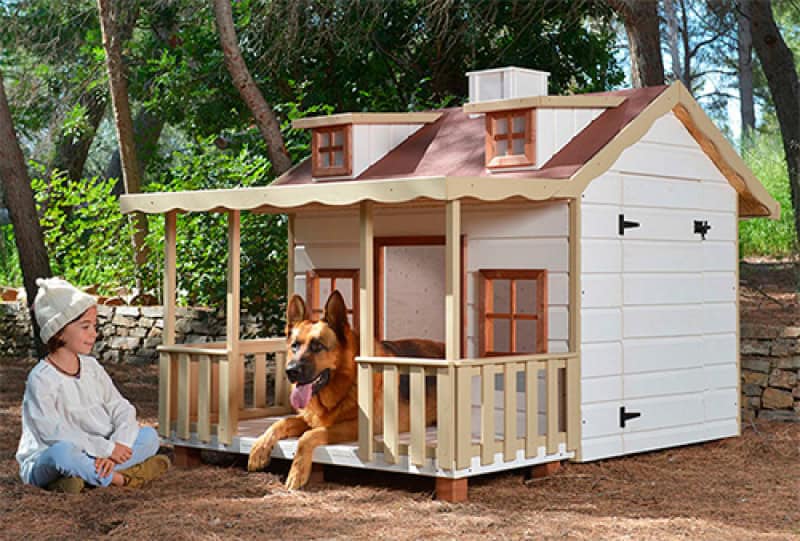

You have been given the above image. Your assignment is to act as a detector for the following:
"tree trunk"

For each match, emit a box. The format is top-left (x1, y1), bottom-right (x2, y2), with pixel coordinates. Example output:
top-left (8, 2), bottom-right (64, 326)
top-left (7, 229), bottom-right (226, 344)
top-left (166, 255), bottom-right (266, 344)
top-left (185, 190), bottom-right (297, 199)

top-left (97, 0), bottom-right (149, 285)
top-left (48, 88), bottom-right (108, 182)
top-left (664, 0), bottom-right (683, 84)
top-left (748, 0), bottom-right (800, 247)
top-left (106, 107), bottom-right (165, 196)
top-left (213, 0), bottom-right (292, 176)
top-left (743, 0), bottom-right (800, 245)
top-left (0, 70), bottom-right (52, 352)
top-left (737, 2), bottom-right (756, 140)
top-left (608, 0), bottom-right (665, 87)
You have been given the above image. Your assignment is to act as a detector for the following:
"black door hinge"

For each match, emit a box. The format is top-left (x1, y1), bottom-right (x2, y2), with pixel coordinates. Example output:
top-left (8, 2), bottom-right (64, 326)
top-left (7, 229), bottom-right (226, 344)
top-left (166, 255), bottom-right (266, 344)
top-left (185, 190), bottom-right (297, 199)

top-left (619, 406), bottom-right (641, 428)
top-left (618, 214), bottom-right (640, 235)
top-left (694, 220), bottom-right (711, 240)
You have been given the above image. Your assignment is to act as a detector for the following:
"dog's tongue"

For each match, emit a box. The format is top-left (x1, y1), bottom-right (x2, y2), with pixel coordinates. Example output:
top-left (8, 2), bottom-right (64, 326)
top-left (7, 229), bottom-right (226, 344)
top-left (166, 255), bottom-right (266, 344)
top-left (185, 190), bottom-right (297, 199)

top-left (290, 383), bottom-right (313, 410)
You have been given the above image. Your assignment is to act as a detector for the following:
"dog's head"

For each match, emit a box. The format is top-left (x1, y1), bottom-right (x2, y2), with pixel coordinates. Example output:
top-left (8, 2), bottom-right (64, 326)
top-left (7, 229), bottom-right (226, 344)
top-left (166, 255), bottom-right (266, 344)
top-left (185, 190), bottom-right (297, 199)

top-left (284, 290), bottom-right (351, 410)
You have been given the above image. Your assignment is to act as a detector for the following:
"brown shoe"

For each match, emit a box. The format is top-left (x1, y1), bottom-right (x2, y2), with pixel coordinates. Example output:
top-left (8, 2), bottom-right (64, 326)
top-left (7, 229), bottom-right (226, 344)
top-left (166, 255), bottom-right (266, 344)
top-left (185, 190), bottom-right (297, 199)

top-left (46, 476), bottom-right (84, 494)
top-left (119, 455), bottom-right (171, 488)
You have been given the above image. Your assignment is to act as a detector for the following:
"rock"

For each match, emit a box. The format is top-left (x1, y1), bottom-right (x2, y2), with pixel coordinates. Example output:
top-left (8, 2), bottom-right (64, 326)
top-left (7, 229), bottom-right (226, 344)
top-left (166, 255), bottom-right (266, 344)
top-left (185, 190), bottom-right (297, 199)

top-left (741, 324), bottom-right (780, 339)
top-left (129, 327), bottom-right (148, 338)
top-left (747, 396), bottom-right (761, 409)
top-left (144, 337), bottom-right (162, 349)
top-left (102, 350), bottom-right (121, 363)
top-left (768, 369), bottom-right (797, 389)
top-left (96, 304), bottom-right (113, 318)
top-left (138, 317), bottom-right (154, 329)
top-left (115, 306), bottom-right (141, 318)
top-left (783, 327), bottom-right (800, 338)
top-left (762, 388), bottom-right (794, 409)
top-left (742, 371), bottom-right (768, 386)
top-left (771, 339), bottom-right (797, 357)
top-left (141, 306), bottom-right (163, 319)
top-left (185, 334), bottom-right (209, 344)
top-left (742, 359), bottom-right (771, 374)
top-left (758, 409), bottom-right (799, 422)
top-left (112, 315), bottom-right (137, 328)
top-left (776, 356), bottom-right (800, 370)
top-left (110, 336), bottom-right (141, 351)
top-left (148, 327), bottom-right (162, 338)
top-left (742, 383), bottom-right (763, 397)
top-left (741, 341), bottom-right (771, 356)
top-left (175, 318), bottom-right (193, 334)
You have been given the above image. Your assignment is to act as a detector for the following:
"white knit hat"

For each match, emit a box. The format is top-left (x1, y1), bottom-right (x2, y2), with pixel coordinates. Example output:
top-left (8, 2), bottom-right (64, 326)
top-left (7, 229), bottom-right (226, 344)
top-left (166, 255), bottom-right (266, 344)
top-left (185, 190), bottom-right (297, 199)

top-left (33, 277), bottom-right (96, 343)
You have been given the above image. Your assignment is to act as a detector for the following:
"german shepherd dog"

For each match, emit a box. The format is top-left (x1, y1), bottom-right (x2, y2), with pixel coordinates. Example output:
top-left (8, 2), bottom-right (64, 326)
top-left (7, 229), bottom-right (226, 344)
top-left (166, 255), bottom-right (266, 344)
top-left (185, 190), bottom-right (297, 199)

top-left (247, 290), bottom-right (442, 489)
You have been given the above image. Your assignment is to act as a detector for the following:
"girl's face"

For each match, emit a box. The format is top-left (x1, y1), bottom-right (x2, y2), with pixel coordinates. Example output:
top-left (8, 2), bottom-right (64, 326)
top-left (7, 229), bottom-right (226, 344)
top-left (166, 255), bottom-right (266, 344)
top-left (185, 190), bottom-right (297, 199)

top-left (59, 306), bottom-right (98, 356)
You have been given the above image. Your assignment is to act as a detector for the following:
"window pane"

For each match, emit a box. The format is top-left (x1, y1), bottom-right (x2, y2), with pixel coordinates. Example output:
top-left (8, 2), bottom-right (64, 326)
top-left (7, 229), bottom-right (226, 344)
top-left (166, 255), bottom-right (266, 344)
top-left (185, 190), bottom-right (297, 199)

top-left (492, 279), bottom-right (511, 313)
top-left (320, 153), bottom-right (330, 167)
top-left (512, 138), bottom-right (525, 155)
top-left (319, 278), bottom-right (332, 305)
top-left (516, 319), bottom-right (538, 353)
top-left (512, 115), bottom-right (526, 134)
top-left (496, 138), bottom-right (508, 157)
top-left (334, 150), bottom-right (344, 167)
top-left (333, 130), bottom-right (344, 146)
top-left (492, 318), bottom-right (511, 352)
top-left (319, 132), bottom-right (330, 147)
top-left (495, 117), bottom-right (508, 135)
top-left (516, 279), bottom-right (537, 314)
top-left (334, 279), bottom-right (354, 309)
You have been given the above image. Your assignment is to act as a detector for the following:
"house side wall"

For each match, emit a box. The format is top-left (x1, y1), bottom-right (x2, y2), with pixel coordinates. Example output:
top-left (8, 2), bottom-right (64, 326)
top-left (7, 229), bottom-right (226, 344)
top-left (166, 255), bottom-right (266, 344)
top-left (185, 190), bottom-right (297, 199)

top-left (350, 124), bottom-right (423, 179)
top-left (536, 108), bottom-right (604, 167)
top-left (293, 201), bottom-right (570, 356)
top-left (579, 112), bottom-right (739, 462)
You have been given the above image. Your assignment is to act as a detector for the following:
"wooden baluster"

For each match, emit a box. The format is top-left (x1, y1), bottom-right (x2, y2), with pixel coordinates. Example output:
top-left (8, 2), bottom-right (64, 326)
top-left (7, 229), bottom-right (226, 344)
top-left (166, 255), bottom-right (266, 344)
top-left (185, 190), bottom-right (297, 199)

top-left (481, 364), bottom-right (496, 465)
top-left (409, 365), bottom-right (426, 467)
top-left (383, 366), bottom-right (399, 464)
top-left (254, 353), bottom-right (266, 408)
top-left (525, 360), bottom-right (539, 458)
top-left (197, 354), bottom-right (212, 442)
top-left (177, 353), bottom-right (191, 440)
top-left (504, 363), bottom-right (517, 461)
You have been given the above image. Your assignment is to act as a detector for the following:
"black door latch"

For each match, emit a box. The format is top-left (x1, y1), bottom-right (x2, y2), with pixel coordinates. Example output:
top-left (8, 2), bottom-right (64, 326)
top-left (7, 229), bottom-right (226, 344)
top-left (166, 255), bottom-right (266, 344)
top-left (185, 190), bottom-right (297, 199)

top-left (694, 220), bottom-right (711, 240)
top-left (619, 406), bottom-right (641, 428)
top-left (618, 214), bottom-right (640, 235)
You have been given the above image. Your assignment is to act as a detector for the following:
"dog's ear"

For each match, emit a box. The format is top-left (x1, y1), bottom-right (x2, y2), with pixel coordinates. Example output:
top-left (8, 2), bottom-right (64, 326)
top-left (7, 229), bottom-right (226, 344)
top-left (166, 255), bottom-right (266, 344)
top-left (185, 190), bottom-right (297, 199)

top-left (285, 295), bottom-right (308, 336)
top-left (322, 290), bottom-right (349, 343)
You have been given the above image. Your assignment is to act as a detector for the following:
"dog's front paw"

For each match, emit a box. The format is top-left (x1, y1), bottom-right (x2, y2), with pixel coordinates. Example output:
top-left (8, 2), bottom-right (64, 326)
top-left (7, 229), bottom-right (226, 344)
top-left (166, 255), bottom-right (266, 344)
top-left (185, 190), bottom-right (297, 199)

top-left (285, 459), bottom-right (310, 490)
top-left (248, 431), bottom-right (276, 472)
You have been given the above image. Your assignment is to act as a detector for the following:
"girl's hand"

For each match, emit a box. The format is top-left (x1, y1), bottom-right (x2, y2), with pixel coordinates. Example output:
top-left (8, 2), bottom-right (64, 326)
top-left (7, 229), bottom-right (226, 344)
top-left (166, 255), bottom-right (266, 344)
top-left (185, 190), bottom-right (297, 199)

top-left (95, 457), bottom-right (115, 478)
top-left (110, 442), bottom-right (132, 464)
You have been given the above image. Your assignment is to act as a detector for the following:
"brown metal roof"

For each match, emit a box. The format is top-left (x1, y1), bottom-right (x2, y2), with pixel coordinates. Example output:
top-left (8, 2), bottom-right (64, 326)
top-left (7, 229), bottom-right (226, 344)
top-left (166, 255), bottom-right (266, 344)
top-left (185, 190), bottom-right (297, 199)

top-left (274, 85), bottom-right (668, 186)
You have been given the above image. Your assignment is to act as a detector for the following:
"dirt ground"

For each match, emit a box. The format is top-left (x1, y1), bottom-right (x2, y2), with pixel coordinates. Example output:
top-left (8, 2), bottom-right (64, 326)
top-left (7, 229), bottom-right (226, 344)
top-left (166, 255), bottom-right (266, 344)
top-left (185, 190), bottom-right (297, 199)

top-left (1, 260), bottom-right (798, 540)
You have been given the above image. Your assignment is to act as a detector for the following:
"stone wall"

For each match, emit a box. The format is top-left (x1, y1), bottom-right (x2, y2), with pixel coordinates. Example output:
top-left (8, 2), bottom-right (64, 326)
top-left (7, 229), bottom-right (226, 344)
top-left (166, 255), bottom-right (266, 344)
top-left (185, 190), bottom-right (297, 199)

top-left (0, 301), bottom-right (277, 363)
top-left (741, 323), bottom-right (800, 422)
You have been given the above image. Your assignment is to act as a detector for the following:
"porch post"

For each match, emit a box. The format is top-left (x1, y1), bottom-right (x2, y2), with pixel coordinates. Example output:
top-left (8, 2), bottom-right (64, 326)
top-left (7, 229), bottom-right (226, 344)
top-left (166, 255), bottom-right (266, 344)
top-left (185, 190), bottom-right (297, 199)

top-left (219, 209), bottom-right (241, 445)
top-left (438, 199), bottom-right (461, 469)
top-left (567, 198), bottom-right (582, 459)
top-left (357, 201), bottom-right (375, 460)
top-left (287, 213), bottom-right (295, 298)
top-left (158, 210), bottom-right (177, 437)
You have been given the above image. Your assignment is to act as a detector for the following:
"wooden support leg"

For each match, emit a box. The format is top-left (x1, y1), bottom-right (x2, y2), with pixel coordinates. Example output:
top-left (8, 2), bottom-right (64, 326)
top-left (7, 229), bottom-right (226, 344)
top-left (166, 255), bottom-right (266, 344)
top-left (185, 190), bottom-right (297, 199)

top-left (308, 463), bottom-right (326, 485)
top-left (435, 477), bottom-right (468, 502)
top-left (173, 445), bottom-right (202, 468)
top-left (530, 460), bottom-right (562, 479)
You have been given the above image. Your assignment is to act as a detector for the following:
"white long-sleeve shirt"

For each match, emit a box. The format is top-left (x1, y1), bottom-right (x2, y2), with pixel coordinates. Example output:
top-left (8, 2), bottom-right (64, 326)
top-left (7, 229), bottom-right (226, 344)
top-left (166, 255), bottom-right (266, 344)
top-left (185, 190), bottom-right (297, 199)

top-left (16, 354), bottom-right (140, 483)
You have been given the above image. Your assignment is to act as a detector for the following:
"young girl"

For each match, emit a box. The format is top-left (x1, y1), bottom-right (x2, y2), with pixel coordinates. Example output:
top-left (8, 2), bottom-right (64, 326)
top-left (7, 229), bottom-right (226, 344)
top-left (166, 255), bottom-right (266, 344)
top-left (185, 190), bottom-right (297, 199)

top-left (16, 277), bottom-right (170, 493)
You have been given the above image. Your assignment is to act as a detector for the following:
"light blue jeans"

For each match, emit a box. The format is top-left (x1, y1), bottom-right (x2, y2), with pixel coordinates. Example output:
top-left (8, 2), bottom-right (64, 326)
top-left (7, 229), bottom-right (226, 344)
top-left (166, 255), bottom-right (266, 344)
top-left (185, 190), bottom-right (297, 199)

top-left (27, 426), bottom-right (160, 488)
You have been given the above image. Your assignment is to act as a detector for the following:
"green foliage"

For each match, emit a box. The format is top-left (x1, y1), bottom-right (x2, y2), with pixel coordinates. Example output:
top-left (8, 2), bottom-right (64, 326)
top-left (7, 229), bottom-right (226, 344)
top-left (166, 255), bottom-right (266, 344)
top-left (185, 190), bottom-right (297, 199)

top-left (29, 168), bottom-right (137, 293)
top-left (146, 138), bottom-right (287, 327)
top-left (0, 227), bottom-right (22, 287)
top-left (739, 134), bottom-right (798, 257)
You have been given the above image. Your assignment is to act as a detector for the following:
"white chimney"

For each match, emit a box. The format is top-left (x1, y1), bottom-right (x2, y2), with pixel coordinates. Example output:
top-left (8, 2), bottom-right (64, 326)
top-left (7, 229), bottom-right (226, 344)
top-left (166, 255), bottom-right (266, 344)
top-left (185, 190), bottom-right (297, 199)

top-left (467, 67), bottom-right (550, 104)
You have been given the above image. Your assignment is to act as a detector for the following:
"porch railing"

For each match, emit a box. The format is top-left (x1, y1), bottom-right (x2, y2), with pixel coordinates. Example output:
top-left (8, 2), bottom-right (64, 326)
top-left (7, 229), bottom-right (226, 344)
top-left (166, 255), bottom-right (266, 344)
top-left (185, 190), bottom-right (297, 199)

top-left (356, 352), bottom-right (580, 471)
top-left (157, 338), bottom-right (291, 445)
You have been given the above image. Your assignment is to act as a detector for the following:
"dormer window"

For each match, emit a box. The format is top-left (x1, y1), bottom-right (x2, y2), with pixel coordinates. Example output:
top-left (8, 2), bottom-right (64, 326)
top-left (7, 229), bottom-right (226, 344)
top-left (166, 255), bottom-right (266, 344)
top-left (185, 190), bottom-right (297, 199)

top-left (485, 109), bottom-right (535, 168)
top-left (312, 125), bottom-right (352, 177)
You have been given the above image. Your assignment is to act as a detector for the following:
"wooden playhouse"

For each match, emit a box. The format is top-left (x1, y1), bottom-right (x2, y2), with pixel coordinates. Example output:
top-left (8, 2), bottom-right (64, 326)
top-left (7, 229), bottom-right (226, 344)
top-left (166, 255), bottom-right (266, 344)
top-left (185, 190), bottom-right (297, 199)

top-left (119, 67), bottom-right (779, 500)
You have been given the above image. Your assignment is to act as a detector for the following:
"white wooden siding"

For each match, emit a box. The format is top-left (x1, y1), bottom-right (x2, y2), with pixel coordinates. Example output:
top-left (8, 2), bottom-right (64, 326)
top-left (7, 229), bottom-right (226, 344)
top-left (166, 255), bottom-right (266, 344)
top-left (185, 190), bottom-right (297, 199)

top-left (580, 111), bottom-right (739, 461)
top-left (536, 108), bottom-right (604, 167)
top-left (350, 124), bottom-right (423, 178)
